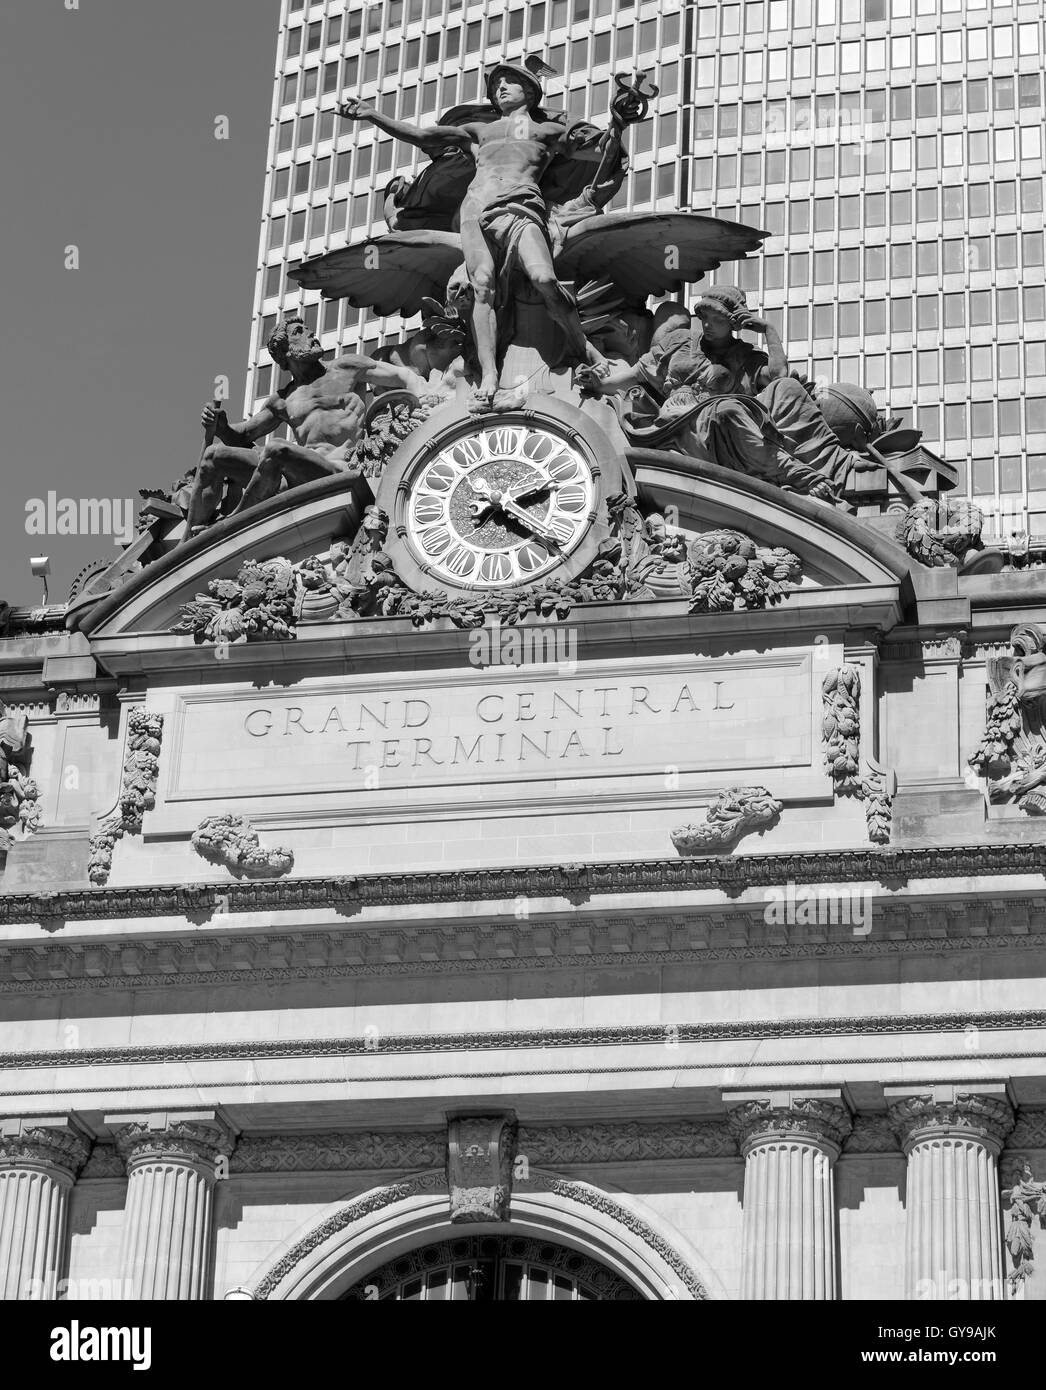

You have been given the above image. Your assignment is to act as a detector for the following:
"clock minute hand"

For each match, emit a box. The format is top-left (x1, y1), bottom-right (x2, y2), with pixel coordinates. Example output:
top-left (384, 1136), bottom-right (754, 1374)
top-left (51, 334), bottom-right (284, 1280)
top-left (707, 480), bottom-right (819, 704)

top-left (506, 477), bottom-right (558, 505)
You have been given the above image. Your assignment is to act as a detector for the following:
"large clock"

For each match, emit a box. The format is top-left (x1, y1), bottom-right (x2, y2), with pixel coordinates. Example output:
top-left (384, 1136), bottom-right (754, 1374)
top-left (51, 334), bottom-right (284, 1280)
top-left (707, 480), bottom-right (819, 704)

top-left (377, 402), bottom-right (630, 596)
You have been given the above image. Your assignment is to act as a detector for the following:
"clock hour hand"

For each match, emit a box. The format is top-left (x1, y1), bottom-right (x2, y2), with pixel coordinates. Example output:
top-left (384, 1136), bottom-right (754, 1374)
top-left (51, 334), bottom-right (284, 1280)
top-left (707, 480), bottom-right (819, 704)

top-left (470, 477), bottom-right (561, 548)
top-left (499, 497), bottom-right (562, 549)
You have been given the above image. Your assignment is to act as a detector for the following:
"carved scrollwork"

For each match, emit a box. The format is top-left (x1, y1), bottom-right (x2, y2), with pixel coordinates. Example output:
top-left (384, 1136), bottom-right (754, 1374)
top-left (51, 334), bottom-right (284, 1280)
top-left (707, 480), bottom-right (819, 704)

top-left (671, 786), bottom-right (782, 855)
top-left (191, 814), bottom-right (294, 879)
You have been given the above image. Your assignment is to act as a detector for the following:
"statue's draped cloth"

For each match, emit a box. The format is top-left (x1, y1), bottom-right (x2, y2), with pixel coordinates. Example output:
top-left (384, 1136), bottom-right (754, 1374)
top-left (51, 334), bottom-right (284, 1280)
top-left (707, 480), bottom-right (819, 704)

top-left (476, 183), bottom-right (555, 315)
top-left (627, 328), bottom-right (856, 490)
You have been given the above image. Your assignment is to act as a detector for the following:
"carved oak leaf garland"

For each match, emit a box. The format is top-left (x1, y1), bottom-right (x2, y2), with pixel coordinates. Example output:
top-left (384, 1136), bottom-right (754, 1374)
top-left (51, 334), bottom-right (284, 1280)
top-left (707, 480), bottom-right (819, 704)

top-left (172, 524), bottom-right (804, 645)
top-left (87, 708), bottom-right (164, 886)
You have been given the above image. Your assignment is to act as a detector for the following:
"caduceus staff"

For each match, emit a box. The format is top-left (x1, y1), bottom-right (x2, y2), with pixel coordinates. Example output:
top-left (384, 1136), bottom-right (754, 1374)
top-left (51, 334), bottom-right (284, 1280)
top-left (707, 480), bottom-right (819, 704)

top-left (590, 68), bottom-right (658, 187)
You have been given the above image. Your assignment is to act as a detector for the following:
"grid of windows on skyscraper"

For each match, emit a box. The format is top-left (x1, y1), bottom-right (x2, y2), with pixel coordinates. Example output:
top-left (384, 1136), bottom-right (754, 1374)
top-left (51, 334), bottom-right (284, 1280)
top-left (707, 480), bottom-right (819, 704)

top-left (249, 0), bottom-right (1046, 536)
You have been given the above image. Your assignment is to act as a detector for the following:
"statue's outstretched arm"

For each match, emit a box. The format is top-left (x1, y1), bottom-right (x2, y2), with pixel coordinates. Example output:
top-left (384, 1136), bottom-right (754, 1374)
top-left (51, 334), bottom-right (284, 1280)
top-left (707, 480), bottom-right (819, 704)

top-left (334, 353), bottom-right (430, 398)
top-left (337, 97), bottom-right (473, 158)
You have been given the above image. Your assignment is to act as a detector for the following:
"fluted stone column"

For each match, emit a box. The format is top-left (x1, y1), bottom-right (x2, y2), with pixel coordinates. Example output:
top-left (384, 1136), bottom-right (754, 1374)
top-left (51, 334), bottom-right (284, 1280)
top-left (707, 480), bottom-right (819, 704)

top-left (726, 1090), bottom-right (852, 1300)
top-left (108, 1112), bottom-right (232, 1301)
top-left (886, 1085), bottom-right (1013, 1301)
top-left (0, 1117), bottom-right (89, 1299)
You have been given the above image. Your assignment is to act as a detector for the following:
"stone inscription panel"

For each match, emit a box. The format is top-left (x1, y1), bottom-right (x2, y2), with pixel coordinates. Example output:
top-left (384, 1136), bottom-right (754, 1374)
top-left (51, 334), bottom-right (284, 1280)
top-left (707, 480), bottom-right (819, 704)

top-left (163, 652), bottom-right (815, 806)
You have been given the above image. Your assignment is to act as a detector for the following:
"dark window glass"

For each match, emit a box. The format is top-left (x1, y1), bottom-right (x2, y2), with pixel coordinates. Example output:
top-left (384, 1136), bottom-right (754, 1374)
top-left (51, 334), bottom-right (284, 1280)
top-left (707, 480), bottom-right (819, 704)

top-left (1019, 74), bottom-right (1040, 109)
top-left (1001, 455), bottom-right (1023, 490)
top-left (944, 293), bottom-right (964, 327)
top-left (1022, 178), bottom-right (1044, 213)
top-left (994, 76), bottom-right (1014, 110)
top-left (916, 242), bottom-right (937, 276)
top-left (917, 295), bottom-right (938, 330)
top-left (273, 167), bottom-right (290, 200)
top-left (999, 400), bottom-right (1021, 434)
top-left (996, 182), bottom-right (1017, 216)
top-left (968, 183), bottom-right (990, 218)
top-left (942, 186), bottom-right (964, 220)
top-left (971, 459), bottom-right (995, 495)
top-left (890, 87), bottom-right (911, 122)
top-left (891, 243), bottom-right (912, 278)
top-left (915, 85), bottom-right (937, 118)
top-left (891, 297), bottom-right (912, 333)
top-left (944, 347), bottom-right (966, 383)
top-left (865, 300), bottom-right (886, 335)
top-left (967, 80), bottom-right (988, 113)
top-left (865, 246), bottom-right (886, 279)
top-left (890, 189), bottom-right (911, 225)
top-left (969, 290), bottom-right (992, 325)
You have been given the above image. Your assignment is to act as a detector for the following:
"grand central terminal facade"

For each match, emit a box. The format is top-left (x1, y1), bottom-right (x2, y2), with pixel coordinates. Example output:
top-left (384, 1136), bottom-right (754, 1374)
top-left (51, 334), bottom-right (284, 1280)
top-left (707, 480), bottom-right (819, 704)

top-left (2, 397), bottom-right (1046, 1301)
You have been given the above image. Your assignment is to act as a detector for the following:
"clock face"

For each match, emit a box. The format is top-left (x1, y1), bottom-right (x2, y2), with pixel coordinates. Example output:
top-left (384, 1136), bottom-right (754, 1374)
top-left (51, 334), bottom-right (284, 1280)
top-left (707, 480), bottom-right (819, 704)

top-left (404, 423), bottom-right (597, 589)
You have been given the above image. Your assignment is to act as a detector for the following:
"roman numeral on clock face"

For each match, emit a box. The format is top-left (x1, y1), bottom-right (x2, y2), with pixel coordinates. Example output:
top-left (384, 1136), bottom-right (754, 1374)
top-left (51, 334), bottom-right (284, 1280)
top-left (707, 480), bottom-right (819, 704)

top-left (444, 543), bottom-right (478, 578)
top-left (479, 552), bottom-right (514, 583)
top-left (412, 494), bottom-right (445, 526)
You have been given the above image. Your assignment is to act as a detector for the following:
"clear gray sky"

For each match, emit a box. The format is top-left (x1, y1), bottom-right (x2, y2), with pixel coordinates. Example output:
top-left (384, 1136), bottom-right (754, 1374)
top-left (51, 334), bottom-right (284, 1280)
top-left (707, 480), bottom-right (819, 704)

top-left (0, 0), bottom-right (280, 605)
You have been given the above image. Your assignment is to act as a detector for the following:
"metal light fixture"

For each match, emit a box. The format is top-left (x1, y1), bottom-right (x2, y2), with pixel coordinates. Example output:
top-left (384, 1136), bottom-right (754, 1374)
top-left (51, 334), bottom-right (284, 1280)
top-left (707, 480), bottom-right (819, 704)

top-left (29, 556), bottom-right (50, 607)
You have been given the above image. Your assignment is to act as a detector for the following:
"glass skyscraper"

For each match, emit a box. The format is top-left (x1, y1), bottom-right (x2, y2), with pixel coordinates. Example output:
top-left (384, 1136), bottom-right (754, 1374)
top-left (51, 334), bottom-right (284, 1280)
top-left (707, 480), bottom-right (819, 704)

top-left (249, 0), bottom-right (1045, 538)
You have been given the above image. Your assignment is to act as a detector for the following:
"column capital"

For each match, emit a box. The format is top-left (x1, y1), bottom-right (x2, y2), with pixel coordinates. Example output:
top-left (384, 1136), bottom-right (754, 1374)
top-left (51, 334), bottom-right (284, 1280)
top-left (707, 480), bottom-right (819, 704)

top-left (105, 1111), bottom-right (234, 1172)
top-left (724, 1089), bottom-right (853, 1158)
top-left (884, 1084), bottom-right (1015, 1155)
top-left (0, 1117), bottom-right (90, 1181)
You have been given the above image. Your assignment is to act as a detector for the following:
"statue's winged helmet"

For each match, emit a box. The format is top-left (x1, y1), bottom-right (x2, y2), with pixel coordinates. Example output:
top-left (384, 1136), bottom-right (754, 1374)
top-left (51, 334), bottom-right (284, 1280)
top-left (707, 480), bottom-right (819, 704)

top-left (485, 54), bottom-right (557, 109)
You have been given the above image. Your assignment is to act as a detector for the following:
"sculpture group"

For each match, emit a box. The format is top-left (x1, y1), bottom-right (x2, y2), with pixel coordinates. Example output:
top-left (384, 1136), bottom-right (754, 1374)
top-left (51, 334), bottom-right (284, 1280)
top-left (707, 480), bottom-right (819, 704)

top-left (139, 56), bottom-right (959, 545)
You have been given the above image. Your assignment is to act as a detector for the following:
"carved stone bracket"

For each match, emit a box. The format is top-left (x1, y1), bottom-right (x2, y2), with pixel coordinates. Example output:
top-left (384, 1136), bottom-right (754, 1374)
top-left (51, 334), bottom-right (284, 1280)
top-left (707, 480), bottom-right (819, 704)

top-left (191, 814), bottom-right (294, 879)
top-left (88, 706), bottom-right (164, 886)
top-left (446, 1114), bottom-right (517, 1223)
top-left (671, 786), bottom-right (782, 855)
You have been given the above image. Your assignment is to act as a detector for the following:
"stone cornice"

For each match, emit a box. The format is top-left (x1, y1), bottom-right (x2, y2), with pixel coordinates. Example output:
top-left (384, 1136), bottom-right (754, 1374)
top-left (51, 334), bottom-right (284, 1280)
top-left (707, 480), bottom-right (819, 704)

top-left (3, 903), bottom-right (1046, 993)
top-left (725, 1096), bottom-right (853, 1156)
top-left (11, 1008), bottom-right (1046, 1072)
top-left (2, 843), bottom-right (1046, 927)
top-left (886, 1091), bottom-right (1016, 1153)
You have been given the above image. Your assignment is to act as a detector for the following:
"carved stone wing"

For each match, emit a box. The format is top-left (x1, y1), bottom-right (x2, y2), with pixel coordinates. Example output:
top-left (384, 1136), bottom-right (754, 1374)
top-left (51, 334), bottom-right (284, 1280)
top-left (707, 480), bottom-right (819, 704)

top-left (554, 212), bottom-right (767, 305)
top-left (290, 231), bottom-right (464, 317)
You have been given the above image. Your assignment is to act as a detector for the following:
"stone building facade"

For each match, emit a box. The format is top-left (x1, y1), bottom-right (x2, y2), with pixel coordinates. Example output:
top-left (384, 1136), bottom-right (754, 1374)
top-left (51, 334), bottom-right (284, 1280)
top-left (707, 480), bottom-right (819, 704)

top-left (2, 410), bottom-right (1046, 1299)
